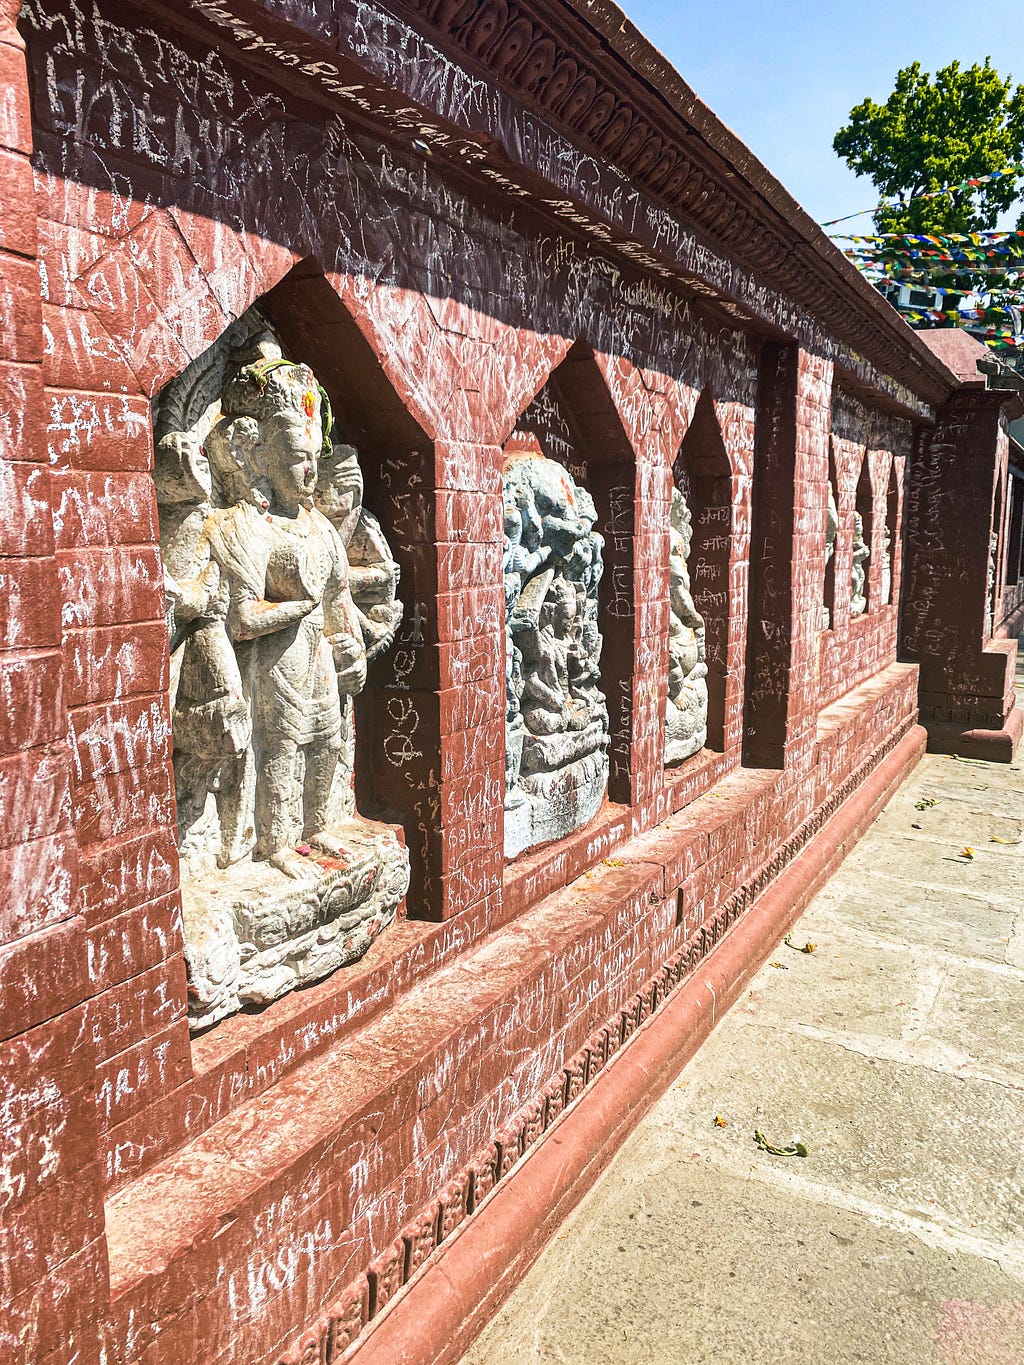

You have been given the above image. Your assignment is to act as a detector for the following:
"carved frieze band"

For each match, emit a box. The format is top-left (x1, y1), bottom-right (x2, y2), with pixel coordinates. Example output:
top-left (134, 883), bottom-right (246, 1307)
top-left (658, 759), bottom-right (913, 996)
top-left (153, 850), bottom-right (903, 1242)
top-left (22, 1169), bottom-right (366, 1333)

top-left (273, 713), bottom-right (917, 1363)
top-left (393, 0), bottom-right (946, 398)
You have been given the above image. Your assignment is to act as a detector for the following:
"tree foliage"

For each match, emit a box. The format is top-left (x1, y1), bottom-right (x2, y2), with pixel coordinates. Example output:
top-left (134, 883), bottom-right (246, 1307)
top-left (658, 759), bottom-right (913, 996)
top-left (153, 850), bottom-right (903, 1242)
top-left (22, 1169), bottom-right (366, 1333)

top-left (833, 59), bottom-right (1024, 233)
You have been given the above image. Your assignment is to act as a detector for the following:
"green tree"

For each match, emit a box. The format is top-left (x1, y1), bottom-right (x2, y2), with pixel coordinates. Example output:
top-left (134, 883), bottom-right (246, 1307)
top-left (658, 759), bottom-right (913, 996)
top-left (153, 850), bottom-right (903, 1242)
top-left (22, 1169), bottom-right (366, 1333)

top-left (834, 58), bottom-right (1024, 234)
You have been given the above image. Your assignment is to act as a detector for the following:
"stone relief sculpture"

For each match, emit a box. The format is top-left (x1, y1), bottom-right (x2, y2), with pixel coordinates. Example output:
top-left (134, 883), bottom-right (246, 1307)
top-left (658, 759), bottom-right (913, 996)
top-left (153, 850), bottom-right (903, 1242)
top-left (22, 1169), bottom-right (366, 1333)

top-left (821, 482), bottom-right (839, 629)
top-left (503, 449), bottom-right (609, 859)
top-left (850, 511), bottom-right (869, 617)
top-left (664, 487), bottom-right (708, 764)
top-left (985, 530), bottom-right (998, 637)
top-left (153, 311), bottom-right (409, 1030)
top-left (880, 525), bottom-right (892, 606)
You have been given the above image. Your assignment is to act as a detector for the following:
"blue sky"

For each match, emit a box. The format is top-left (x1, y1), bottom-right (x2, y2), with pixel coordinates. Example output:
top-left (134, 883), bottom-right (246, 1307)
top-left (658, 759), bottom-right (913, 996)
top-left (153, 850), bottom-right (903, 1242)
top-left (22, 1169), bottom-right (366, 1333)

top-left (622, 0), bottom-right (1024, 232)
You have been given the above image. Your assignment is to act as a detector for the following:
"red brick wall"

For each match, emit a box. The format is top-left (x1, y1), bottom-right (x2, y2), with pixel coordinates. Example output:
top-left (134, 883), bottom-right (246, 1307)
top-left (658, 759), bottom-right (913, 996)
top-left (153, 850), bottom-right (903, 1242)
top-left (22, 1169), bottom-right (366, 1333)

top-left (815, 388), bottom-right (911, 712)
top-left (0, 0), bottom-right (985, 1361)
top-left (904, 392), bottom-right (1019, 753)
top-left (0, 6), bottom-right (110, 1364)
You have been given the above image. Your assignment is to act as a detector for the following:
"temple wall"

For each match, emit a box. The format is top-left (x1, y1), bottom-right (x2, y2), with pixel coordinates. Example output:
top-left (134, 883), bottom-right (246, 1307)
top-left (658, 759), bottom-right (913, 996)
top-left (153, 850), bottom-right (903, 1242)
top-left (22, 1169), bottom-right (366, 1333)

top-left (0, 2), bottom-right (1013, 1363)
top-left (815, 387), bottom-right (911, 710)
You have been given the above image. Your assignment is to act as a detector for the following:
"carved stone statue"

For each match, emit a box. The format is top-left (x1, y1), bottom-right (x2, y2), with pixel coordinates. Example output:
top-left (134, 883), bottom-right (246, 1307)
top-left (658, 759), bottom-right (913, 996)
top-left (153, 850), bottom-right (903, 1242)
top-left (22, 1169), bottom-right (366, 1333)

top-left (821, 482), bottom-right (839, 629)
top-left (154, 312), bottom-right (409, 1030)
top-left (985, 530), bottom-right (998, 638)
top-left (850, 510), bottom-right (869, 617)
top-left (503, 449), bottom-right (609, 859)
top-left (880, 525), bottom-right (892, 606)
top-left (665, 488), bottom-right (708, 764)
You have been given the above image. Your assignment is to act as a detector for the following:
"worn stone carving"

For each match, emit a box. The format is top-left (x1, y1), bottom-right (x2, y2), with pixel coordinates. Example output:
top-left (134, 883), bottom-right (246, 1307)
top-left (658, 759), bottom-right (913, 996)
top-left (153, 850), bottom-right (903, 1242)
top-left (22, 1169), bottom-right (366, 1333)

top-left (821, 482), bottom-right (839, 629)
top-left (665, 488), bottom-right (708, 764)
top-left (985, 530), bottom-right (998, 637)
top-left (850, 510), bottom-right (869, 617)
top-left (503, 450), bottom-right (609, 859)
top-left (880, 525), bottom-right (892, 606)
top-left (154, 312), bottom-right (409, 1030)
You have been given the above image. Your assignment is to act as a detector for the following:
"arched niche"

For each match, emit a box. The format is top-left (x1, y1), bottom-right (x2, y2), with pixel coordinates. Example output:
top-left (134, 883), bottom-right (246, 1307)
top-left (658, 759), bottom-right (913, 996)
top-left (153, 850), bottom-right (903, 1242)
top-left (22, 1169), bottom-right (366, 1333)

top-left (1006, 475), bottom-right (1024, 587)
top-left (151, 260), bottom-right (435, 1029)
top-left (883, 459), bottom-right (899, 607)
top-left (852, 456), bottom-right (873, 616)
top-left (822, 439), bottom-right (840, 630)
top-left (258, 264), bottom-right (440, 901)
top-left (671, 388), bottom-right (732, 754)
top-left (988, 471), bottom-right (1006, 637)
top-left (501, 339), bottom-right (636, 860)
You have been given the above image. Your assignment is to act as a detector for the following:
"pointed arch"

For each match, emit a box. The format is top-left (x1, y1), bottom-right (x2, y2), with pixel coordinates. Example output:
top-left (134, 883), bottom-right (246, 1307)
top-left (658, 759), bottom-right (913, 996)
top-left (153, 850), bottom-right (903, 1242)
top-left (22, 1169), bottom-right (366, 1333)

top-left (672, 387), bottom-right (732, 752)
top-left (501, 339), bottom-right (637, 861)
top-left (1006, 474), bottom-right (1024, 587)
top-left (853, 455), bottom-right (873, 614)
top-left (153, 260), bottom-right (443, 917)
top-left (883, 458), bottom-right (900, 607)
top-left (990, 469), bottom-right (1006, 638)
top-left (823, 437), bottom-right (840, 629)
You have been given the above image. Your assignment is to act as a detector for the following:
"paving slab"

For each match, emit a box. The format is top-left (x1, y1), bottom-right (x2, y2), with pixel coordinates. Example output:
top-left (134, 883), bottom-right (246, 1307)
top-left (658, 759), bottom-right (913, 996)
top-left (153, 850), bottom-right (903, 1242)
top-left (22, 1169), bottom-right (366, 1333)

top-left (464, 710), bottom-right (1024, 1365)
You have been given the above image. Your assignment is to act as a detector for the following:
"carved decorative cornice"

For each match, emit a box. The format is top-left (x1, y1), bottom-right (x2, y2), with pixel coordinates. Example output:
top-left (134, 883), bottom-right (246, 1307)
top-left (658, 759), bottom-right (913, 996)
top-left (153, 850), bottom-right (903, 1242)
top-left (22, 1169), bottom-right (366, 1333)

top-left (121, 0), bottom-right (956, 409)
top-left (395, 0), bottom-right (955, 405)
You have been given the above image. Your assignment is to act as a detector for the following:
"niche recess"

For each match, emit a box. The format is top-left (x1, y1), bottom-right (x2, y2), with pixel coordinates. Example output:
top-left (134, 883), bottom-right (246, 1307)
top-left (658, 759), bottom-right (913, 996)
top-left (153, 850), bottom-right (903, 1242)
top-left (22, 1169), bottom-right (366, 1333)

top-left (238, 260), bottom-right (439, 913)
top-left (672, 389), bottom-right (732, 752)
top-left (854, 456), bottom-right (874, 613)
top-left (989, 472), bottom-right (1006, 636)
top-left (884, 459), bottom-right (899, 606)
top-left (503, 339), bottom-right (637, 851)
top-left (823, 439), bottom-right (839, 628)
top-left (1007, 478), bottom-right (1024, 586)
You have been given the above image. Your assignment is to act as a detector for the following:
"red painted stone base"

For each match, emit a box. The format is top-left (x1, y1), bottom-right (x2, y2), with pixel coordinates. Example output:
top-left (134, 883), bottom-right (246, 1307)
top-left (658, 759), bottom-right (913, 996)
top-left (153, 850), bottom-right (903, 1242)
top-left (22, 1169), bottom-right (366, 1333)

top-left (925, 704), bottom-right (1023, 763)
top-left (341, 725), bottom-right (927, 1365)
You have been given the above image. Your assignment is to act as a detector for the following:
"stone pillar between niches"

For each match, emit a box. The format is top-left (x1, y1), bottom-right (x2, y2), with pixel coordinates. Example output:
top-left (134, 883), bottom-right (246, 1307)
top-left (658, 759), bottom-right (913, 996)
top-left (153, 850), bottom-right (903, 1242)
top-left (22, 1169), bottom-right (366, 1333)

top-left (903, 390), bottom-right (1021, 760)
top-left (0, 11), bottom-right (108, 1365)
top-left (431, 441), bottom-right (505, 921)
top-left (743, 345), bottom-right (831, 771)
top-left (341, 443), bottom-right (505, 927)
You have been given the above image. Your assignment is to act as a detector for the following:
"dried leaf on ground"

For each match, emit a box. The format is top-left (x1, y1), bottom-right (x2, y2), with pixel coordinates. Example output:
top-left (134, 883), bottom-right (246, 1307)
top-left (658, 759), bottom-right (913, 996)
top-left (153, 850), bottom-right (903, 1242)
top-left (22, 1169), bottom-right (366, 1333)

top-left (784, 933), bottom-right (817, 954)
top-left (754, 1129), bottom-right (808, 1158)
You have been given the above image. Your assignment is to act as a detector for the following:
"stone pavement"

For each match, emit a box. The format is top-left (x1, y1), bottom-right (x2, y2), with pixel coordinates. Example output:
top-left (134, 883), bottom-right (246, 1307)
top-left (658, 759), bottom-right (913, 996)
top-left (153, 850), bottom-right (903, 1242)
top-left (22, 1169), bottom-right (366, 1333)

top-left (464, 705), bottom-right (1024, 1363)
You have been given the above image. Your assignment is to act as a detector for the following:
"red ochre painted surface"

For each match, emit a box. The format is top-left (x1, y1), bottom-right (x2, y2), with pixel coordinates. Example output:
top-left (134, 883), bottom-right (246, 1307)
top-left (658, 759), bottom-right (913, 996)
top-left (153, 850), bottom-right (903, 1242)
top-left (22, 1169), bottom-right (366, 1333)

top-left (0, 0), bottom-right (1019, 1362)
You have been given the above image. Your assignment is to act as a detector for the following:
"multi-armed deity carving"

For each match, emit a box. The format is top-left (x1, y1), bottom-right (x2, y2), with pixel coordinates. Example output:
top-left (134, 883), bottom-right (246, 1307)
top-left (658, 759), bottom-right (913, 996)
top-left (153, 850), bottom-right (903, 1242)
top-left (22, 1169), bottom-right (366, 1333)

top-left (664, 488), bottom-right (708, 764)
top-left (849, 511), bottom-right (869, 617)
top-left (502, 450), bottom-right (609, 859)
top-left (821, 483), bottom-right (839, 629)
top-left (154, 312), bottom-right (408, 1030)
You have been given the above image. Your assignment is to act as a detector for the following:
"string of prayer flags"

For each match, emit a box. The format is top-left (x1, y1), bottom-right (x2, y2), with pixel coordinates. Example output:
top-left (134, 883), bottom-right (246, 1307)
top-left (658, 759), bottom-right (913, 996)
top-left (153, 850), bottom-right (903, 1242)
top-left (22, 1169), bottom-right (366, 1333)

top-left (821, 164), bottom-right (1024, 226)
top-left (832, 228), bottom-right (1024, 247)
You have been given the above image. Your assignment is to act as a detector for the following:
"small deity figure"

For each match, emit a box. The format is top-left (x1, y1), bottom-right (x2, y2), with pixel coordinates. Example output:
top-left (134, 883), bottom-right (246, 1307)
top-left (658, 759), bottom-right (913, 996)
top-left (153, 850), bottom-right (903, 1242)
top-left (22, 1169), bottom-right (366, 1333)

top-left (664, 488), bottom-right (709, 764)
top-left (821, 482), bottom-right (839, 630)
top-left (850, 510), bottom-right (869, 617)
top-left (985, 530), bottom-right (998, 638)
top-left (502, 449), bottom-right (609, 859)
top-left (314, 443), bottom-right (403, 664)
top-left (154, 318), bottom-right (408, 1029)
top-left (880, 524), bottom-right (893, 606)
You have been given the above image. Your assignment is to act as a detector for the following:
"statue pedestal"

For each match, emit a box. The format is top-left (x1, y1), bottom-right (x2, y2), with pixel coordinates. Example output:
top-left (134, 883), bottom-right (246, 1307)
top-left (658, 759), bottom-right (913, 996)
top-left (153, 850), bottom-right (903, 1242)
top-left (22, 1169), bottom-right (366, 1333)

top-left (504, 750), bottom-right (608, 860)
top-left (183, 818), bottom-right (410, 1030)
